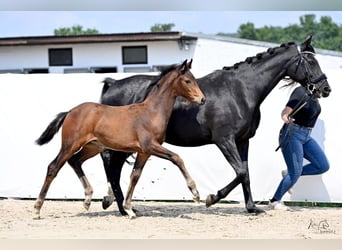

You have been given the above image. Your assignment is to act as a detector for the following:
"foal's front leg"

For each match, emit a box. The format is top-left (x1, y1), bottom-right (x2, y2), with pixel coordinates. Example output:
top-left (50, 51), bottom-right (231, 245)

top-left (123, 153), bottom-right (150, 219)
top-left (151, 144), bottom-right (200, 203)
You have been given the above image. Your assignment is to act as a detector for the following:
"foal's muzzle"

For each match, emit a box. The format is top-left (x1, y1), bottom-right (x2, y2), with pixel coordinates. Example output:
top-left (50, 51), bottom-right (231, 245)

top-left (200, 97), bottom-right (206, 105)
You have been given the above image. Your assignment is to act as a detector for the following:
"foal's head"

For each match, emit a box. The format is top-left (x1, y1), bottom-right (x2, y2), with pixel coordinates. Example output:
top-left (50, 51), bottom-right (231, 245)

top-left (169, 59), bottom-right (206, 105)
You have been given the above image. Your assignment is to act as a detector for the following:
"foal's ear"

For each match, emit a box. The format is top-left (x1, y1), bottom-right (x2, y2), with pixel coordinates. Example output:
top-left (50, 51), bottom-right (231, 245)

top-left (187, 58), bottom-right (193, 69)
top-left (179, 59), bottom-right (188, 74)
top-left (300, 35), bottom-right (315, 53)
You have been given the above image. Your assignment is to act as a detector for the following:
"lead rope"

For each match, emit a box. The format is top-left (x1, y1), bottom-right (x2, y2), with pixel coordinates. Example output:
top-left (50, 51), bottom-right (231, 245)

top-left (275, 91), bottom-right (312, 152)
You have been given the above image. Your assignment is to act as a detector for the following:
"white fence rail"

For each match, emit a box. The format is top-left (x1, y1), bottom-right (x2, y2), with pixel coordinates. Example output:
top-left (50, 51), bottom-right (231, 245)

top-left (0, 71), bottom-right (341, 203)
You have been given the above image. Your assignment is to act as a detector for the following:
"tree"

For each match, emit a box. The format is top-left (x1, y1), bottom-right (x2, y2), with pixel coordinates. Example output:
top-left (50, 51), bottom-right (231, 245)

top-left (236, 14), bottom-right (342, 52)
top-left (237, 22), bottom-right (257, 40)
top-left (150, 23), bottom-right (175, 32)
top-left (54, 25), bottom-right (99, 36)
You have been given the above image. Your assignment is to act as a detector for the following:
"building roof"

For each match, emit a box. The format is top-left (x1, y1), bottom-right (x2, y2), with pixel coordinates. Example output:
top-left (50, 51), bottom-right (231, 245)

top-left (185, 32), bottom-right (342, 58)
top-left (0, 32), bottom-right (198, 46)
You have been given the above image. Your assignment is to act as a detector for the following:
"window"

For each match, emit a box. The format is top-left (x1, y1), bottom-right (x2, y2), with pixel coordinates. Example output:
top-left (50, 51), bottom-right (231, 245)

top-left (122, 46), bottom-right (147, 64)
top-left (49, 48), bottom-right (73, 66)
top-left (24, 68), bottom-right (49, 74)
top-left (90, 67), bottom-right (118, 73)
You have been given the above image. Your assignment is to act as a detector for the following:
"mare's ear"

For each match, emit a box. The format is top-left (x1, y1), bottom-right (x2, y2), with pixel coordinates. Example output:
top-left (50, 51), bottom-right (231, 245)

top-left (179, 59), bottom-right (188, 74)
top-left (300, 35), bottom-right (315, 53)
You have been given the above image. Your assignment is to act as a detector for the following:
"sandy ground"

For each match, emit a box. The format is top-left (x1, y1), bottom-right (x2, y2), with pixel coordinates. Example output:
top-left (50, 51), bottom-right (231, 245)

top-left (0, 198), bottom-right (341, 239)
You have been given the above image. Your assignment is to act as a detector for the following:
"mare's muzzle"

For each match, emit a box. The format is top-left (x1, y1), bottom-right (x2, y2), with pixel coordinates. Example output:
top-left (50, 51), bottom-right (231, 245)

top-left (308, 74), bottom-right (331, 98)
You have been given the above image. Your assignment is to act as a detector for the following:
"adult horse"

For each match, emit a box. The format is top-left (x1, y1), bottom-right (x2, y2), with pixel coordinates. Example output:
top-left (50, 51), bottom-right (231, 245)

top-left (100, 35), bottom-right (331, 215)
top-left (33, 60), bottom-right (205, 219)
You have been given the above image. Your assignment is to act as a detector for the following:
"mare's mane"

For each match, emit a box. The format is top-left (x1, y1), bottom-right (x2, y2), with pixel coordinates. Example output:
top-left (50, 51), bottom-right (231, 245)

top-left (222, 42), bottom-right (296, 71)
top-left (222, 42), bottom-right (300, 88)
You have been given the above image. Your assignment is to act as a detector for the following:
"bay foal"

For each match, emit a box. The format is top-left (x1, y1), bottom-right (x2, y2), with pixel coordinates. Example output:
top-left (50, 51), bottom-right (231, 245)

top-left (34, 59), bottom-right (205, 219)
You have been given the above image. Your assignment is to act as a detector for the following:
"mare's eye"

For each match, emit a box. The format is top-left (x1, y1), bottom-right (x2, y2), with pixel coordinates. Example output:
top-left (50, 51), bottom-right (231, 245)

top-left (185, 80), bottom-right (191, 84)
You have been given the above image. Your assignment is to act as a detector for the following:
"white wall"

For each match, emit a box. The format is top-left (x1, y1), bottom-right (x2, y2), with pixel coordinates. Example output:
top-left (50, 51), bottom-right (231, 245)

top-left (0, 71), bottom-right (341, 203)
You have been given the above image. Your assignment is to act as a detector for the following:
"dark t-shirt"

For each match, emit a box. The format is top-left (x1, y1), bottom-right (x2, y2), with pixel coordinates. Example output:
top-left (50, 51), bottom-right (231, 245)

top-left (286, 86), bottom-right (321, 128)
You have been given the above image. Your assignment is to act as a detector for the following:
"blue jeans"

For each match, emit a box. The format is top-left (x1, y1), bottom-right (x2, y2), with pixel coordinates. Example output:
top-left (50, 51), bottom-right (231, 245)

top-left (272, 123), bottom-right (330, 201)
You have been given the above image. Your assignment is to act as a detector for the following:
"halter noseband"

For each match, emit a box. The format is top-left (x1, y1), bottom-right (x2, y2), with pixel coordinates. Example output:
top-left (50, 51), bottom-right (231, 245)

top-left (294, 47), bottom-right (327, 95)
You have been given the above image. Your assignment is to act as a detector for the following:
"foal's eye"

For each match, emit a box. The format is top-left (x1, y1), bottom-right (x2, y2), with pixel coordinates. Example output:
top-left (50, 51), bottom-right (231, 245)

top-left (185, 80), bottom-right (191, 84)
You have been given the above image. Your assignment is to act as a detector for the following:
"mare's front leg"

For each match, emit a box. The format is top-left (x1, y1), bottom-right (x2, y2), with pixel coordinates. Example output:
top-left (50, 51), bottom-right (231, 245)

top-left (205, 138), bottom-right (264, 214)
top-left (123, 153), bottom-right (150, 219)
top-left (237, 141), bottom-right (265, 214)
top-left (150, 144), bottom-right (200, 203)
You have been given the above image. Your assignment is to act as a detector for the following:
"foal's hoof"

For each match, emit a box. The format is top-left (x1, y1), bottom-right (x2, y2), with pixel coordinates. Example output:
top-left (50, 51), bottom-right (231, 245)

top-left (33, 213), bottom-right (41, 220)
top-left (124, 208), bottom-right (137, 219)
top-left (193, 195), bottom-right (201, 203)
top-left (205, 194), bottom-right (215, 208)
top-left (83, 200), bottom-right (91, 211)
top-left (102, 195), bottom-right (114, 210)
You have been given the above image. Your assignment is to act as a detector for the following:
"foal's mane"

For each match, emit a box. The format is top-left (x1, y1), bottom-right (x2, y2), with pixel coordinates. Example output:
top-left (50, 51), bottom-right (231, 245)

top-left (146, 63), bottom-right (180, 92)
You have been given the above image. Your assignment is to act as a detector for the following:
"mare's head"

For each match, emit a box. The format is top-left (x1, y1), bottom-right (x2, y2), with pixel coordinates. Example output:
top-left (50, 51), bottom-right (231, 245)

top-left (285, 35), bottom-right (331, 98)
top-left (167, 59), bottom-right (206, 105)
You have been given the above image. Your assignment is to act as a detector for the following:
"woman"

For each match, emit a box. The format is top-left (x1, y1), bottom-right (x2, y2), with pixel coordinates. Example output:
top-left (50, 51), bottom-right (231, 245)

top-left (269, 85), bottom-right (330, 210)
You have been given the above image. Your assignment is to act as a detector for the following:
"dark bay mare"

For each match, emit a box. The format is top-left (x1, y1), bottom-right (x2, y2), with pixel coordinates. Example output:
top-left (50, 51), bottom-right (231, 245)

top-left (33, 60), bottom-right (205, 219)
top-left (100, 35), bottom-right (331, 215)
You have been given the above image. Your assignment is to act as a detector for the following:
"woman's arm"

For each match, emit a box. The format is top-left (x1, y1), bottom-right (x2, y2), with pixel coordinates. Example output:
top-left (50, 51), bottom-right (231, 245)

top-left (281, 106), bottom-right (295, 124)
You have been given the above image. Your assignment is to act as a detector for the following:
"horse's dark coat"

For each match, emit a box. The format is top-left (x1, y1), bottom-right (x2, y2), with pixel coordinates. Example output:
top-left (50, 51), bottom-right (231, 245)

top-left (100, 36), bottom-right (331, 215)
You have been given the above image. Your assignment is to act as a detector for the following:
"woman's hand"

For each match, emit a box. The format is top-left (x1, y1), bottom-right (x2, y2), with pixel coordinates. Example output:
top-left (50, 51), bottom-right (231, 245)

top-left (281, 106), bottom-right (295, 124)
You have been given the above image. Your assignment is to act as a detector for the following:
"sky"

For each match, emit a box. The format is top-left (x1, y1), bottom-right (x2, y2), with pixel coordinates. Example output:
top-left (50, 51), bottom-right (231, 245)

top-left (0, 11), bottom-right (342, 38)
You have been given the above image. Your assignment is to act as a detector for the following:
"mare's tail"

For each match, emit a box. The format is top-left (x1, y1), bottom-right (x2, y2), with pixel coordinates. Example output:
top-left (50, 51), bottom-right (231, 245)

top-left (35, 112), bottom-right (68, 145)
top-left (100, 77), bottom-right (115, 103)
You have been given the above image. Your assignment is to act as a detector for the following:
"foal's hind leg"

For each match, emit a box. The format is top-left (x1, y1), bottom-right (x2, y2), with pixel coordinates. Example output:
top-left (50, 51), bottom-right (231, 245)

top-left (123, 153), bottom-right (150, 219)
top-left (68, 143), bottom-right (102, 210)
top-left (34, 150), bottom-right (71, 219)
top-left (150, 143), bottom-right (200, 203)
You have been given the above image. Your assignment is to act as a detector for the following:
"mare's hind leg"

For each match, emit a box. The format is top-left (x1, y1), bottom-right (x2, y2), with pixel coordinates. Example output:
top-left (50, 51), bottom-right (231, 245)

top-left (34, 150), bottom-right (71, 219)
top-left (101, 150), bottom-right (130, 215)
top-left (150, 143), bottom-right (200, 203)
top-left (123, 153), bottom-right (150, 219)
top-left (68, 143), bottom-right (102, 210)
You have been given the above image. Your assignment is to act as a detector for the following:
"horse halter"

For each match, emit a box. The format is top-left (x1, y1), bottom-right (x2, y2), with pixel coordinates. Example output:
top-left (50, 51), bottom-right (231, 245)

top-left (294, 48), bottom-right (328, 96)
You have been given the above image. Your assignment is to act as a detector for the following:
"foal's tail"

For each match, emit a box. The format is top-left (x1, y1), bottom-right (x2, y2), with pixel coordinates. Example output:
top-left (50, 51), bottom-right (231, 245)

top-left (35, 112), bottom-right (68, 145)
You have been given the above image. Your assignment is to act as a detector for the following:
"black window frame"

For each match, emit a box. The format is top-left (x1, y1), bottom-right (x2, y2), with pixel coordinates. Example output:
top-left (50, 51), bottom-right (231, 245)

top-left (122, 46), bottom-right (148, 65)
top-left (48, 48), bottom-right (73, 66)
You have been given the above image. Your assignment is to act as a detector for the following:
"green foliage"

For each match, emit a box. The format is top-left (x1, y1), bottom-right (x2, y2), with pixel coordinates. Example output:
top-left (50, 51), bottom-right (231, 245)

top-left (150, 23), bottom-right (175, 32)
top-left (54, 25), bottom-right (99, 36)
top-left (236, 14), bottom-right (342, 52)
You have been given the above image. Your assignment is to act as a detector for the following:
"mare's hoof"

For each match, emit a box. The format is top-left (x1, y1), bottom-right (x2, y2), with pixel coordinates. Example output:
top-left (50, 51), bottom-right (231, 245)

top-left (102, 195), bottom-right (114, 210)
top-left (119, 208), bottom-right (128, 216)
top-left (205, 194), bottom-right (215, 208)
top-left (247, 206), bottom-right (266, 215)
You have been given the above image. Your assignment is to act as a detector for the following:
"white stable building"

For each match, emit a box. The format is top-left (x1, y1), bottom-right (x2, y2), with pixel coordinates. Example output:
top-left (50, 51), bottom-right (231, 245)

top-left (0, 32), bottom-right (341, 75)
